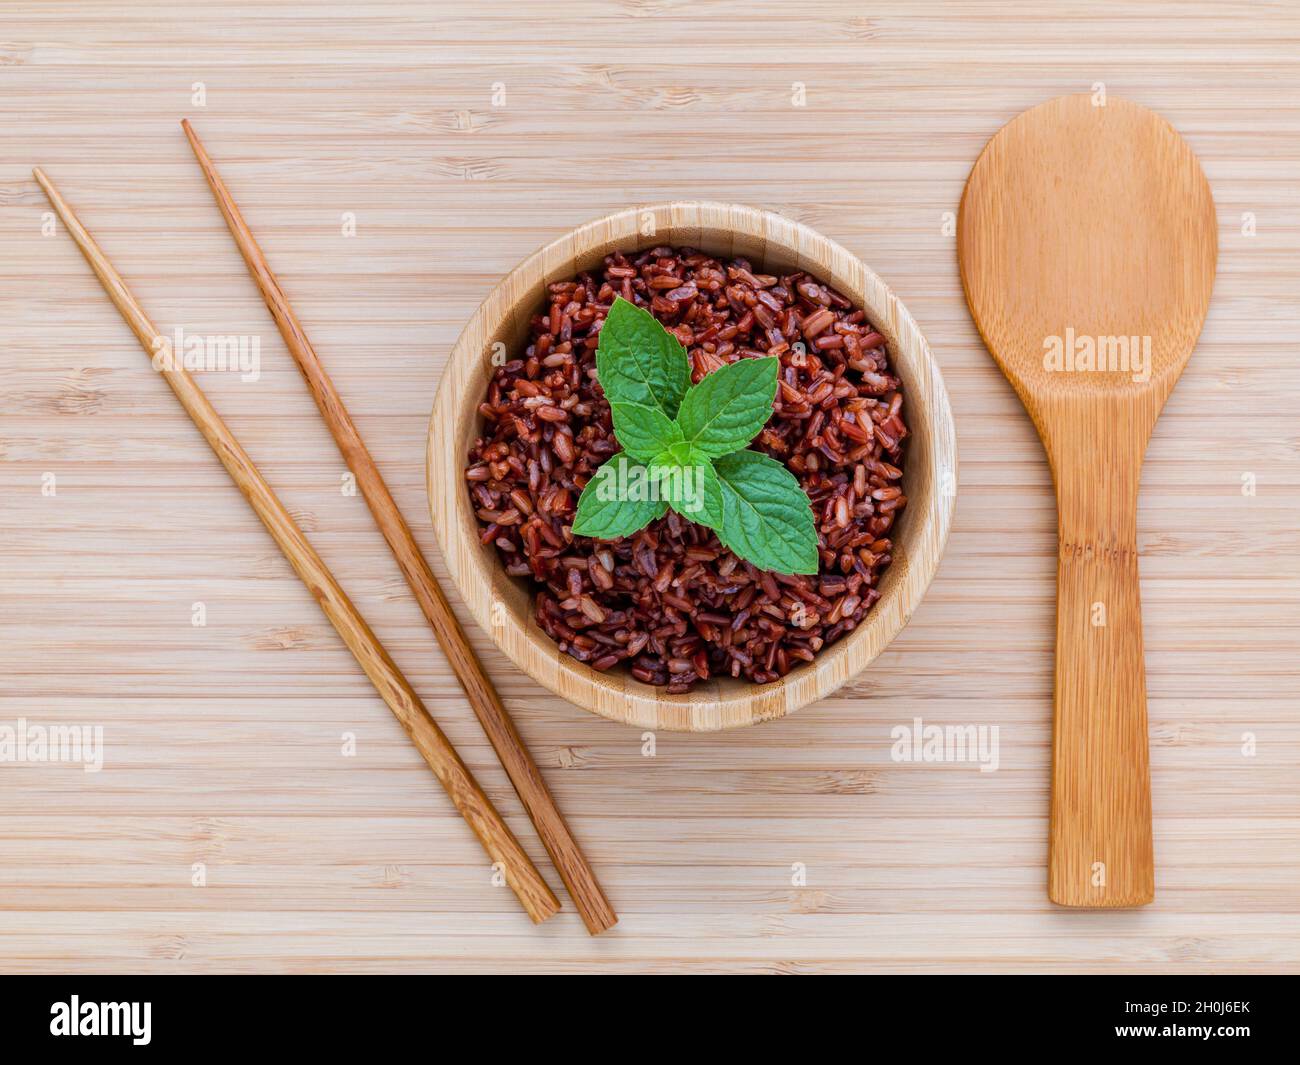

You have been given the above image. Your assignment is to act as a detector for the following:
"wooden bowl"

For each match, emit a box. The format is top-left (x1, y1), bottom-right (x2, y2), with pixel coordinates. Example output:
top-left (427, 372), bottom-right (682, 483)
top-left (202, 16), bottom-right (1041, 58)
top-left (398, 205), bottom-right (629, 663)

top-left (428, 202), bottom-right (956, 731)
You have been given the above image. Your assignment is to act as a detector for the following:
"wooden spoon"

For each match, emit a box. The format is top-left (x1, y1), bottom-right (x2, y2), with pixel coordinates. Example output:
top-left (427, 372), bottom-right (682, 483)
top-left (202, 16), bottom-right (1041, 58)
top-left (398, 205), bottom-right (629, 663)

top-left (958, 94), bottom-right (1216, 907)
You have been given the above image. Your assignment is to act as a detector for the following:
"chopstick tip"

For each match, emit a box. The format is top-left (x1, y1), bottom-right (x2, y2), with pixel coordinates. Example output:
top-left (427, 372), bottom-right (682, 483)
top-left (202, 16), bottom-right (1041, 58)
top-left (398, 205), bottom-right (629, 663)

top-left (181, 119), bottom-right (206, 157)
top-left (31, 167), bottom-right (56, 201)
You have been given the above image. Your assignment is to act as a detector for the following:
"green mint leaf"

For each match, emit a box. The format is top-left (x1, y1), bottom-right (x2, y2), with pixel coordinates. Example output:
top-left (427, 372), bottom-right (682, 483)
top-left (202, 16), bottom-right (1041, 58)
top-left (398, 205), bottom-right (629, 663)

top-left (647, 443), bottom-right (724, 530)
top-left (684, 461), bottom-right (726, 530)
top-left (713, 449), bottom-right (819, 575)
top-left (596, 296), bottom-right (690, 419)
top-left (676, 356), bottom-right (779, 458)
top-left (609, 400), bottom-right (681, 460)
top-left (571, 454), bottom-right (667, 540)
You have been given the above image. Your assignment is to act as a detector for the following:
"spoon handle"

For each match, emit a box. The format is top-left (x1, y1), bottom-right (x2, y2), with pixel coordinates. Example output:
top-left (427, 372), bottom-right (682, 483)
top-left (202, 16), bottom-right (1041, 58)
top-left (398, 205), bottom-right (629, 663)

top-left (1047, 413), bottom-right (1155, 907)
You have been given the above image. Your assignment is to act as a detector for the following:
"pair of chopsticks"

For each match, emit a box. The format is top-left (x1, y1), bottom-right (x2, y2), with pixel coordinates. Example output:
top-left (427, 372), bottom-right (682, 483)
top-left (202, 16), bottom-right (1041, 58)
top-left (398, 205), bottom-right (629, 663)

top-left (34, 122), bottom-right (615, 934)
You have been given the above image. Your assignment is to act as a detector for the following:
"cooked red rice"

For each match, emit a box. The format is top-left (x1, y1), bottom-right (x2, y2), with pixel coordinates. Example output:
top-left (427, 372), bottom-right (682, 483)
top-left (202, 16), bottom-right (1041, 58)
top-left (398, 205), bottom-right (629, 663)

top-left (466, 247), bottom-right (908, 692)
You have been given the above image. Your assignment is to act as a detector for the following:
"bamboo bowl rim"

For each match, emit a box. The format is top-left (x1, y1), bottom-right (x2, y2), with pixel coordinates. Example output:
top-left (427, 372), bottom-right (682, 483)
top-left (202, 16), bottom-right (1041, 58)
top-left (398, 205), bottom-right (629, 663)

top-left (428, 202), bottom-right (956, 731)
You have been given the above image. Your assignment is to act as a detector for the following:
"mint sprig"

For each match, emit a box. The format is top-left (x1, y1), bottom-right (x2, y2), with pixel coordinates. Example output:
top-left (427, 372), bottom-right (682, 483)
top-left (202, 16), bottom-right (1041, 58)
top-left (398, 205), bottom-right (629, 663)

top-left (647, 441), bottom-right (725, 531)
top-left (572, 296), bottom-right (819, 576)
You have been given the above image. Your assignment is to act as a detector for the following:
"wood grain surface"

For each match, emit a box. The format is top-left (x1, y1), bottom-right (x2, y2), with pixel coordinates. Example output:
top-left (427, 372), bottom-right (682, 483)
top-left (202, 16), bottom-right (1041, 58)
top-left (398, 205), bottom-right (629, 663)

top-left (1, 1), bottom-right (1297, 974)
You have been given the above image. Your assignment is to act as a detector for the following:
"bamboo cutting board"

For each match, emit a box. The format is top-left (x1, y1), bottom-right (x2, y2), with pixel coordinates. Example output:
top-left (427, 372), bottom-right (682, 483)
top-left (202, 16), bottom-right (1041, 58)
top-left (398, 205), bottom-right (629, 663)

top-left (1, 1), bottom-right (1298, 973)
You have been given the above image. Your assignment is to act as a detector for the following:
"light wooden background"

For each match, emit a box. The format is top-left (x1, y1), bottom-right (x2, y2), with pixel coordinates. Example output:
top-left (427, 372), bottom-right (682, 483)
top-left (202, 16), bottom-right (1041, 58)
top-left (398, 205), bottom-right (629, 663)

top-left (1, 1), bottom-right (1297, 974)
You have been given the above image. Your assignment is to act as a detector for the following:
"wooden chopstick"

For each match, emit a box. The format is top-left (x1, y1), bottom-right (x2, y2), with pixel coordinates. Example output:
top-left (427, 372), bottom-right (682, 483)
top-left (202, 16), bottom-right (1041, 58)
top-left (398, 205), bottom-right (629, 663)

top-left (181, 120), bottom-right (618, 935)
top-left (33, 166), bottom-right (561, 926)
